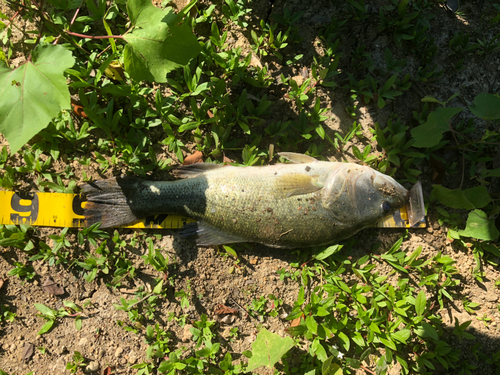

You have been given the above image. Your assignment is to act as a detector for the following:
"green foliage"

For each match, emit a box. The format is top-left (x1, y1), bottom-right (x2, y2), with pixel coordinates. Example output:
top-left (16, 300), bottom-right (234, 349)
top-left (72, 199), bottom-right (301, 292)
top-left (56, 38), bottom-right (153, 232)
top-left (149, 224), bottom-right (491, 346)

top-left (66, 351), bottom-right (86, 373)
top-left (124, 0), bottom-right (200, 82)
top-left (246, 328), bottom-right (294, 371)
top-left (0, 44), bottom-right (74, 153)
top-left (456, 210), bottom-right (499, 241)
top-left (411, 107), bottom-right (463, 148)
top-left (35, 301), bottom-right (82, 335)
top-left (7, 261), bottom-right (35, 280)
top-left (469, 92), bottom-right (500, 120)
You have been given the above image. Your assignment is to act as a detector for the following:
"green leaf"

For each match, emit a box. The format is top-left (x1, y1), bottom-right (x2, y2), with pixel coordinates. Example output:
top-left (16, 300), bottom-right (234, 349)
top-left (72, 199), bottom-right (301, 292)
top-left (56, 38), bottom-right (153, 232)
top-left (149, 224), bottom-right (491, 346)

top-left (457, 209), bottom-right (499, 241)
top-left (246, 328), bottom-right (294, 371)
top-left (469, 92), bottom-right (500, 120)
top-left (415, 290), bottom-right (426, 316)
top-left (380, 337), bottom-right (397, 351)
top-left (411, 107), bottom-right (463, 148)
top-left (75, 316), bottom-right (82, 331)
top-left (431, 185), bottom-right (491, 209)
top-left (322, 356), bottom-right (343, 375)
top-left (0, 44), bottom-right (74, 153)
top-left (391, 329), bottom-right (411, 344)
top-left (124, 0), bottom-right (201, 82)
top-left (153, 279), bottom-right (163, 294)
top-left (37, 320), bottom-right (55, 335)
top-left (34, 303), bottom-right (56, 317)
top-left (420, 321), bottom-right (439, 341)
top-left (338, 331), bottom-right (350, 351)
top-left (314, 245), bottom-right (343, 260)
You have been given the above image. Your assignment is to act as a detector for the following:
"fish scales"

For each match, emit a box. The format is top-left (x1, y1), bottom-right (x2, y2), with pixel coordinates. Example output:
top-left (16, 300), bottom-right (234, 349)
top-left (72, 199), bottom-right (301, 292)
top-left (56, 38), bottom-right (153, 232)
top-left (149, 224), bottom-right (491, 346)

top-left (83, 153), bottom-right (409, 248)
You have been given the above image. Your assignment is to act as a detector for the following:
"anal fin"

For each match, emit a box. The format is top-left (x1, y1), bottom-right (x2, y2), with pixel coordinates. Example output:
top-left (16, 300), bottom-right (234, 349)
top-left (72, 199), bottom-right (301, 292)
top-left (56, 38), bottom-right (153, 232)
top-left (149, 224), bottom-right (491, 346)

top-left (181, 221), bottom-right (248, 246)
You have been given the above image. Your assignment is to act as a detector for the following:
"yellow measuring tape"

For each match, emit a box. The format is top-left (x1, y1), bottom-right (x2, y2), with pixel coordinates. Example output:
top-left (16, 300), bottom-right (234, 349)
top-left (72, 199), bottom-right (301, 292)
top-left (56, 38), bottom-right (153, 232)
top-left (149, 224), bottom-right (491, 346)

top-left (0, 190), bottom-right (424, 229)
top-left (0, 191), bottom-right (193, 228)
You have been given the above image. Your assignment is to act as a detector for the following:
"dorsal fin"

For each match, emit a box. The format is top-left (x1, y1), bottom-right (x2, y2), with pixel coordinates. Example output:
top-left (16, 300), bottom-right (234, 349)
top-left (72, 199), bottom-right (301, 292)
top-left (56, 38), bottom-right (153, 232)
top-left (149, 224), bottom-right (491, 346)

top-left (173, 163), bottom-right (224, 178)
top-left (278, 152), bottom-right (317, 164)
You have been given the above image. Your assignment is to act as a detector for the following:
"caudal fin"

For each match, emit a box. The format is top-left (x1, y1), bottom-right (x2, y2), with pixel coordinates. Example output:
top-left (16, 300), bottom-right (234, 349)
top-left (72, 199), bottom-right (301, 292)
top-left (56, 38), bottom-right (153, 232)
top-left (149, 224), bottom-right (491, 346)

top-left (82, 176), bottom-right (144, 228)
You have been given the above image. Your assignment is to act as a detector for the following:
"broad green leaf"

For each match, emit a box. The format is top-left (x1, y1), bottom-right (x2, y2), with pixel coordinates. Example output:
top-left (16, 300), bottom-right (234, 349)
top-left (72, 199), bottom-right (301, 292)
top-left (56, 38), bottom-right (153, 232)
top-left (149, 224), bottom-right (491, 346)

top-left (469, 92), bottom-right (500, 120)
top-left (415, 290), bottom-right (426, 316)
top-left (124, 0), bottom-right (201, 82)
top-left (411, 107), bottom-right (463, 148)
top-left (431, 185), bottom-right (491, 209)
top-left (457, 209), bottom-right (499, 241)
top-left (246, 328), bottom-right (294, 371)
top-left (0, 44), bottom-right (74, 154)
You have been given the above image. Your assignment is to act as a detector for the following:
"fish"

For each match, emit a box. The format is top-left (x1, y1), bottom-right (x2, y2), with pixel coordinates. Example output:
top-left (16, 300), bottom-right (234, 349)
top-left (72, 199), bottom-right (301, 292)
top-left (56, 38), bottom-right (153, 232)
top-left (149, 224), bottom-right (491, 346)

top-left (82, 152), bottom-right (409, 248)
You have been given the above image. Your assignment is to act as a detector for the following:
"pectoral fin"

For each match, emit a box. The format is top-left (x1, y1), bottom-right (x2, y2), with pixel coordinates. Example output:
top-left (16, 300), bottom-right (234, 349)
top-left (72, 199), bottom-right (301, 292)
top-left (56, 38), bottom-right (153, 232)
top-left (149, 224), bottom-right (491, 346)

top-left (276, 173), bottom-right (323, 197)
top-left (278, 152), bottom-right (317, 164)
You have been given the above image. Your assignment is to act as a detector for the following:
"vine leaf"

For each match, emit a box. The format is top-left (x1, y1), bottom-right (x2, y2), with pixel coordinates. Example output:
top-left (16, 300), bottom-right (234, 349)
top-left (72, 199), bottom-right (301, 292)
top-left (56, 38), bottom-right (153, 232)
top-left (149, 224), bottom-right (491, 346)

top-left (468, 92), bottom-right (500, 120)
top-left (411, 107), bottom-right (463, 148)
top-left (124, 0), bottom-right (201, 83)
top-left (247, 328), bottom-right (294, 371)
top-left (0, 44), bottom-right (74, 154)
top-left (457, 209), bottom-right (499, 241)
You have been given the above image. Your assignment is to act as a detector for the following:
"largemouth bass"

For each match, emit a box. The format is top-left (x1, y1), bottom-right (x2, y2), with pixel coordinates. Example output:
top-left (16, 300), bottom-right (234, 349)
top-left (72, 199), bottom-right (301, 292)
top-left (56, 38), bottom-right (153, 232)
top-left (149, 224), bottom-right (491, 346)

top-left (83, 153), bottom-right (408, 248)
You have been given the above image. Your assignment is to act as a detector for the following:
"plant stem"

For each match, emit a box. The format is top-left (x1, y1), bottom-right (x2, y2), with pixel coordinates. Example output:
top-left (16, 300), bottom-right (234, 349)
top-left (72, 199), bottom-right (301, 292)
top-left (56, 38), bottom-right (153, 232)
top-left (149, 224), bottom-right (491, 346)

top-left (65, 30), bottom-right (124, 40)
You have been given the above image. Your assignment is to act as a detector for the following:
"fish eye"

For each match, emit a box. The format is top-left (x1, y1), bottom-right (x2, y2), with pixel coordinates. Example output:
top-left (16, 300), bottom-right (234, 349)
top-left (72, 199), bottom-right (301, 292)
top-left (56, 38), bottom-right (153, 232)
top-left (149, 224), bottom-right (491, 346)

top-left (382, 201), bottom-right (391, 214)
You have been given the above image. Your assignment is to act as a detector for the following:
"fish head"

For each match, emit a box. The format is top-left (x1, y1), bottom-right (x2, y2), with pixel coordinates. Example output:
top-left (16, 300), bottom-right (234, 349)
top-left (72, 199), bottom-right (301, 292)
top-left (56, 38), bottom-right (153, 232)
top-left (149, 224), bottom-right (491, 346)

top-left (322, 164), bottom-right (409, 226)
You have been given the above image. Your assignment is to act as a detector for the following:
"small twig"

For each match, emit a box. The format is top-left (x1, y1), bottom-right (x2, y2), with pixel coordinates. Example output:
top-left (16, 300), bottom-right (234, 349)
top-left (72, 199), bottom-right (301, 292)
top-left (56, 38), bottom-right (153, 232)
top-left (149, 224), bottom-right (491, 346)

top-left (0, 9), bottom-right (20, 40)
top-left (65, 30), bottom-right (124, 40)
top-left (459, 151), bottom-right (465, 190)
top-left (360, 364), bottom-right (376, 375)
top-left (229, 296), bottom-right (257, 321)
top-left (53, 0), bottom-right (84, 45)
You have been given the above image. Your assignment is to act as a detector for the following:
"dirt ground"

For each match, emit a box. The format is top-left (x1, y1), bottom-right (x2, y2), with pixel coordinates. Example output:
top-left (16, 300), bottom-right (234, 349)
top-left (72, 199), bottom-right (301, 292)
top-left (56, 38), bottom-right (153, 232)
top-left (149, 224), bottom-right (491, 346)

top-left (1, 0), bottom-right (500, 374)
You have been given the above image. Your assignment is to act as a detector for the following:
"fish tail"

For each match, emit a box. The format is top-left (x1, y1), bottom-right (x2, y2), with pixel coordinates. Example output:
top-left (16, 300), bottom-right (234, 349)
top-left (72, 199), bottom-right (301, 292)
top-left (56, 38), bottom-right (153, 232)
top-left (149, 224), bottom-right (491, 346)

top-left (82, 176), bottom-right (145, 228)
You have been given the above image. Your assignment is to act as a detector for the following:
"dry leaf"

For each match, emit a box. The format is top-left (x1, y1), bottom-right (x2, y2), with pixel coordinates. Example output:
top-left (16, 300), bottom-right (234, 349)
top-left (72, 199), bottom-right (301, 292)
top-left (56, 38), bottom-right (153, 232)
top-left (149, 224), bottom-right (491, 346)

top-left (290, 317), bottom-right (301, 327)
top-left (22, 342), bottom-right (34, 361)
top-left (183, 151), bottom-right (203, 165)
top-left (42, 277), bottom-right (64, 296)
top-left (214, 304), bottom-right (238, 315)
top-left (0, 278), bottom-right (4, 290)
top-left (103, 366), bottom-right (113, 375)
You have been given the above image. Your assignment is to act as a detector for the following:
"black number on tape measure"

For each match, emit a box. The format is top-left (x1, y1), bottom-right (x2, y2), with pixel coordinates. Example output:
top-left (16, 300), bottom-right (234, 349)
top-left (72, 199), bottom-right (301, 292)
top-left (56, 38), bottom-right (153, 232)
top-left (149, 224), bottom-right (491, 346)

top-left (72, 195), bottom-right (86, 216)
top-left (145, 214), bottom-right (168, 226)
top-left (10, 192), bottom-right (39, 224)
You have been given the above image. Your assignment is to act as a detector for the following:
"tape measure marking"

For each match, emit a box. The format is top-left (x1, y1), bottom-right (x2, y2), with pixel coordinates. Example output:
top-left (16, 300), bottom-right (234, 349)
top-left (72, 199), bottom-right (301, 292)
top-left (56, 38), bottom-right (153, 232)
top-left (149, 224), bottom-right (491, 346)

top-left (0, 191), bottom-right (193, 228)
